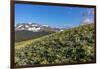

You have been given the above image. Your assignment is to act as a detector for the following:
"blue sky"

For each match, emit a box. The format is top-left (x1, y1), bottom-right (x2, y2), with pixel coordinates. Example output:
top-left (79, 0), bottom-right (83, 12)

top-left (15, 4), bottom-right (94, 28)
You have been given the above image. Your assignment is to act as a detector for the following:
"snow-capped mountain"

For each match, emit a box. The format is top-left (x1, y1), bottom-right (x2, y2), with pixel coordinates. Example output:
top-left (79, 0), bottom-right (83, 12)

top-left (15, 23), bottom-right (71, 42)
top-left (15, 23), bottom-right (63, 42)
top-left (16, 23), bottom-right (45, 31)
top-left (15, 23), bottom-right (61, 32)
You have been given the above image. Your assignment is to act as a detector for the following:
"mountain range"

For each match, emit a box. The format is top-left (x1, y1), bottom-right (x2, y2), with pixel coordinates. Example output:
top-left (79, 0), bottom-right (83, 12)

top-left (15, 23), bottom-right (65, 42)
top-left (15, 23), bottom-right (63, 32)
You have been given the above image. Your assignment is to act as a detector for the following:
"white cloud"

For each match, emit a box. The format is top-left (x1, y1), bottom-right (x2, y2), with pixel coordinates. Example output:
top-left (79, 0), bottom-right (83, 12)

top-left (81, 18), bottom-right (94, 25)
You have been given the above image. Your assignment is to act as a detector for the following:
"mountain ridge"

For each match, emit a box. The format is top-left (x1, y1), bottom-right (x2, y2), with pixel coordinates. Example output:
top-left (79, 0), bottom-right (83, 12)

top-left (15, 23), bottom-right (62, 32)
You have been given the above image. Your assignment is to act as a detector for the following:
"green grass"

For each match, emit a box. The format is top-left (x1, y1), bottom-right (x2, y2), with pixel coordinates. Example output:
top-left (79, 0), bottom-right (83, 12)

top-left (15, 24), bottom-right (95, 66)
top-left (15, 39), bottom-right (33, 49)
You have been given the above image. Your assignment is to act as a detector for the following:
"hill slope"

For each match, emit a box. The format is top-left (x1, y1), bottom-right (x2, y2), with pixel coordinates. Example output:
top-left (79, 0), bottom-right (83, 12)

top-left (15, 30), bottom-right (54, 42)
top-left (15, 24), bottom-right (95, 66)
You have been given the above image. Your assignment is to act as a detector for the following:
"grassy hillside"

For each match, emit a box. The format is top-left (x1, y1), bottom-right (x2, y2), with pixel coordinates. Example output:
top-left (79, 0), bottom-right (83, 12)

top-left (15, 24), bottom-right (95, 66)
top-left (15, 30), bottom-right (54, 42)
